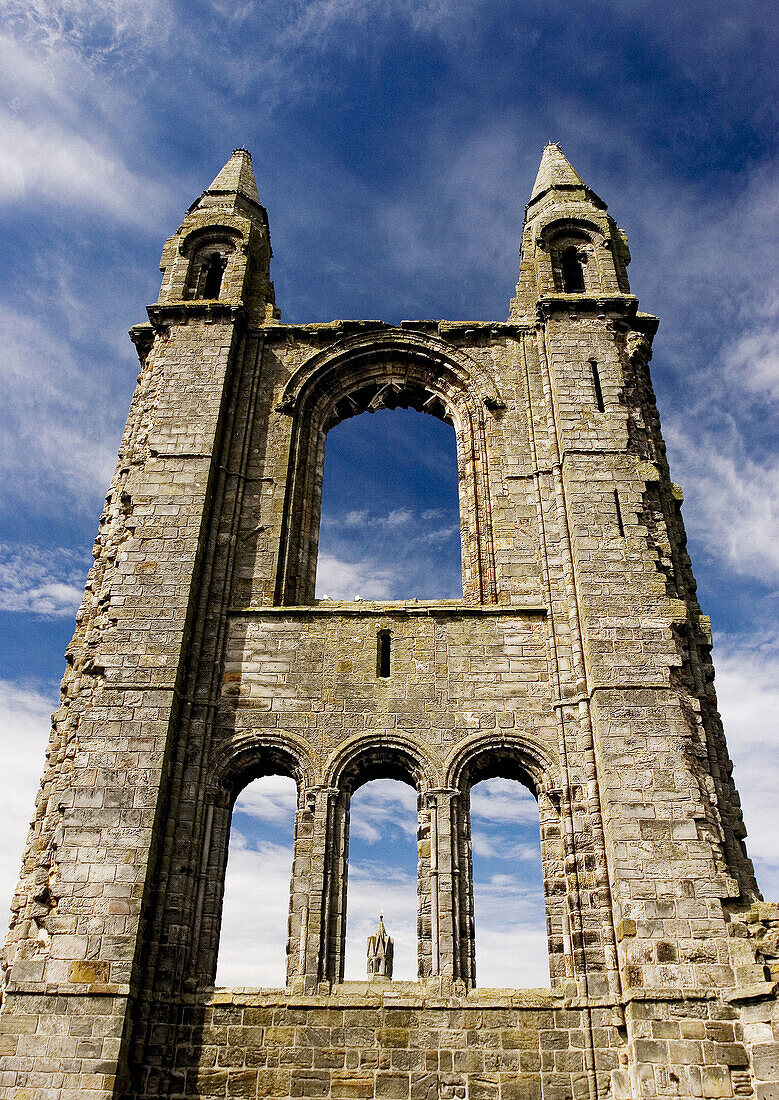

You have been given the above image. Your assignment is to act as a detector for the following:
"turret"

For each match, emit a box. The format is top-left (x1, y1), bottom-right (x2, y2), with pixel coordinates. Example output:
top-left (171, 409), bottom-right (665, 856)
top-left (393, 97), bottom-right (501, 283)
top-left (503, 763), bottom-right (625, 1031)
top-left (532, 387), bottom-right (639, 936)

top-left (366, 915), bottom-right (394, 980)
top-left (509, 143), bottom-right (632, 322)
top-left (156, 148), bottom-right (280, 325)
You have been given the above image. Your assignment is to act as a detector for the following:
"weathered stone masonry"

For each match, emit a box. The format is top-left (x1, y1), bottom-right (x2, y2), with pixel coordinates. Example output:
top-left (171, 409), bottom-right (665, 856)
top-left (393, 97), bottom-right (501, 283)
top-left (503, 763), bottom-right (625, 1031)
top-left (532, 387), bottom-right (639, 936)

top-left (0, 144), bottom-right (777, 1100)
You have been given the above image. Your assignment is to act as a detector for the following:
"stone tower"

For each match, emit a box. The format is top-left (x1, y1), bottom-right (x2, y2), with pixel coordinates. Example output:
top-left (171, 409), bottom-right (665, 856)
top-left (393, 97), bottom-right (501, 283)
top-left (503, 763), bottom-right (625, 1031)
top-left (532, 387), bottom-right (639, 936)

top-left (0, 145), bottom-right (777, 1100)
top-left (367, 917), bottom-right (394, 981)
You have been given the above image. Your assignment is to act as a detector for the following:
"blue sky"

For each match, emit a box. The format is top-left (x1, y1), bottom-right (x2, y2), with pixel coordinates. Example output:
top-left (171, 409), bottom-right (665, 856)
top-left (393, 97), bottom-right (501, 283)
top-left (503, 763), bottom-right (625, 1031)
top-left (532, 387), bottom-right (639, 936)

top-left (0, 0), bottom-right (777, 986)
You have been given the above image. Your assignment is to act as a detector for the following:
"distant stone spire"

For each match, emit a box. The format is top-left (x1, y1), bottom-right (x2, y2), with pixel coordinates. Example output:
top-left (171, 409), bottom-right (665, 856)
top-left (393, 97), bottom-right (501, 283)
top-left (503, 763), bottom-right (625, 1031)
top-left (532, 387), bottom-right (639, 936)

top-left (528, 143), bottom-right (605, 209)
top-left (205, 148), bottom-right (261, 205)
top-left (367, 915), bottom-right (394, 980)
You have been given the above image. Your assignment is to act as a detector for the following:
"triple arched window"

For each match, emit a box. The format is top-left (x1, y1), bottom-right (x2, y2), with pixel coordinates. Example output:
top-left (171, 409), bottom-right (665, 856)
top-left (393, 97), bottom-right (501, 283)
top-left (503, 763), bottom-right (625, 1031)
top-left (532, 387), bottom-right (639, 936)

top-left (212, 744), bottom-right (564, 992)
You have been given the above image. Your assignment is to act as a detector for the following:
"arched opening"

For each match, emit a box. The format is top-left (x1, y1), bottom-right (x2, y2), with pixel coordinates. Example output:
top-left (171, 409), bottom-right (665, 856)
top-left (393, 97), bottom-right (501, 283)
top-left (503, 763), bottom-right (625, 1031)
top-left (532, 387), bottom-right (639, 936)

top-left (201, 252), bottom-right (227, 299)
top-left (276, 336), bottom-right (502, 605)
top-left (215, 774), bottom-right (297, 987)
top-left (560, 246), bottom-right (585, 292)
top-left (469, 776), bottom-right (550, 988)
top-left (315, 407), bottom-right (462, 601)
top-left (343, 778), bottom-right (419, 980)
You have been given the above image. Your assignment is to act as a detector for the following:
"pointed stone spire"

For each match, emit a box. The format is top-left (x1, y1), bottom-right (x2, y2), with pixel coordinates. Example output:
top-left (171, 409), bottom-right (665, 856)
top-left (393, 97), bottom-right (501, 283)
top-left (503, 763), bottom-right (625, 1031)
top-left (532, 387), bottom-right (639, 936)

top-left (165, 148), bottom-right (280, 324)
top-left (508, 144), bottom-right (628, 320)
top-left (367, 915), bottom-right (394, 980)
top-left (528, 143), bottom-right (605, 209)
top-left (205, 148), bottom-right (260, 205)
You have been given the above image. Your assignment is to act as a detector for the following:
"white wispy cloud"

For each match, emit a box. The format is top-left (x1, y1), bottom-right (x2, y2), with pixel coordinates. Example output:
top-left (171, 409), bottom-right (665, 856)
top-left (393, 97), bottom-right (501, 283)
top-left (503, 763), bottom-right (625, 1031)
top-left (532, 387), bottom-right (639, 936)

top-left (470, 777), bottom-right (540, 824)
top-left (349, 779), bottom-right (418, 844)
top-left (0, 543), bottom-right (89, 616)
top-left (723, 296), bottom-right (779, 405)
top-left (315, 553), bottom-right (399, 600)
top-left (0, 108), bottom-right (162, 221)
top-left (0, 680), bottom-right (57, 935)
top-left (474, 924), bottom-right (550, 989)
top-left (0, 306), bottom-right (124, 512)
top-left (0, 0), bottom-right (172, 63)
top-left (317, 501), bottom-right (462, 602)
top-left (338, 508), bottom-right (415, 530)
top-left (216, 837), bottom-right (297, 987)
top-left (278, 0), bottom-right (481, 52)
top-left (471, 833), bottom-right (540, 862)
top-left (0, 29), bottom-right (167, 223)
top-left (666, 425), bottom-right (779, 585)
top-left (233, 774), bottom-right (298, 823)
top-left (714, 632), bottom-right (779, 899)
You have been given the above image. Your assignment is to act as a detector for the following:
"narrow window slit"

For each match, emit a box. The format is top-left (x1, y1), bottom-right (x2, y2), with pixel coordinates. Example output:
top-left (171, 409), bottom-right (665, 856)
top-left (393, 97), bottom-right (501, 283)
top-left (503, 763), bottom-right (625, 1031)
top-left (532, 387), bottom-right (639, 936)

top-left (590, 361), bottom-right (605, 412)
top-left (614, 489), bottom-right (625, 537)
top-left (378, 631), bottom-right (391, 678)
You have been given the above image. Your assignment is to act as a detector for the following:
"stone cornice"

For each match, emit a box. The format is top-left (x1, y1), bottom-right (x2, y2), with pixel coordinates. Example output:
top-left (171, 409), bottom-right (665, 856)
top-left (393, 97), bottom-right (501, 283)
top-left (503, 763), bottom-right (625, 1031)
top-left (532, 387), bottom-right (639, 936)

top-left (146, 299), bottom-right (246, 331)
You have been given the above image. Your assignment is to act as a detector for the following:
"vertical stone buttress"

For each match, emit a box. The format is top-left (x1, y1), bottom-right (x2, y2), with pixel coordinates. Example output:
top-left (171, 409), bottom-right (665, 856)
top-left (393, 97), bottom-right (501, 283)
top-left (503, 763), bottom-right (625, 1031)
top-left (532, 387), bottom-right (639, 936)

top-left (509, 144), bottom-right (776, 1098)
top-left (0, 149), bottom-right (278, 1099)
top-left (1, 144), bottom-right (777, 1100)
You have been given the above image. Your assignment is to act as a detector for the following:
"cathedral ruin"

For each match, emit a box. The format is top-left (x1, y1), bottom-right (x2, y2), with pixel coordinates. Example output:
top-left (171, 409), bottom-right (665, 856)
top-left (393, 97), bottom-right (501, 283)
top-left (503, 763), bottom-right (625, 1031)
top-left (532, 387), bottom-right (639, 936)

top-left (0, 144), bottom-right (777, 1099)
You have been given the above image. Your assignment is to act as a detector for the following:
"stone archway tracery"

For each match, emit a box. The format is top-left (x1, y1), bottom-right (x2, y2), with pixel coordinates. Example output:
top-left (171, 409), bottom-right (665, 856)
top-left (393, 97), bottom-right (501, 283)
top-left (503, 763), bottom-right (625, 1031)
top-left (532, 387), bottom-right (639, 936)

top-left (274, 330), bottom-right (504, 606)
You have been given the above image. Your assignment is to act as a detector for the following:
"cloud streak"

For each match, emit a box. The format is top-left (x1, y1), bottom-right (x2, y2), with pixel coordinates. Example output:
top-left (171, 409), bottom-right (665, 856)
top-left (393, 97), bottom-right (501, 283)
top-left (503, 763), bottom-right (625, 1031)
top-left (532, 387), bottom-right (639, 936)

top-left (714, 632), bottom-right (779, 898)
top-left (0, 544), bottom-right (90, 616)
top-left (0, 681), bottom-right (57, 937)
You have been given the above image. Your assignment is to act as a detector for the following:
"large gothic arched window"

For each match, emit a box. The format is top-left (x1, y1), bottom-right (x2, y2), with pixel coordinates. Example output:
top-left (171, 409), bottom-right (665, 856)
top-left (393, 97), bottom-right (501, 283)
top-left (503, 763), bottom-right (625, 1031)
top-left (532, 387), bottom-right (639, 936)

top-left (316, 407), bottom-right (462, 602)
top-left (274, 336), bottom-right (504, 605)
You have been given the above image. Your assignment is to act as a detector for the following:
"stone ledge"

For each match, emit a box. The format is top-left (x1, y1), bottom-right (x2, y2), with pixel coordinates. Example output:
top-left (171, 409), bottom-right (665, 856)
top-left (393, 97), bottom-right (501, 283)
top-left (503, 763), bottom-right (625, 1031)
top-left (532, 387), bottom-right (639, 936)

top-left (255, 319), bottom-right (532, 343)
top-left (147, 300), bottom-right (246, 329)
top-left (3, 983), bottom-right (131, 998)
top-left (622, 986), bottom-right (720, 1003)
top-left (197, 984), bottom-right (563, 1010)
top-left (229, 601), bottom-right (547, 617)
top-left (724, 981), bottom-right (779, 1004)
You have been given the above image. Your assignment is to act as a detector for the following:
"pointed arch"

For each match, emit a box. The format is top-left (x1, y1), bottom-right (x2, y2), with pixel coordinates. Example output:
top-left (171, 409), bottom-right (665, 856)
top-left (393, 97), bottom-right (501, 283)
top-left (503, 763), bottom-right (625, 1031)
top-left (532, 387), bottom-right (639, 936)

top-left (444, 734), bottom-right (567, 988)
top-left (319, 733), bottom-right (442, 983)
top-left (274, 329), bottom-right (504, 606)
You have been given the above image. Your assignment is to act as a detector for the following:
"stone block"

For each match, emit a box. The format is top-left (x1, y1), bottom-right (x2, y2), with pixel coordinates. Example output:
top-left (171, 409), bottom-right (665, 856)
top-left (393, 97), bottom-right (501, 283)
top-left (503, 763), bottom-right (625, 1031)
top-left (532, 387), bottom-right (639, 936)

top-left (331, 1071), bottom-right (374, 1099)
top-left (375, 1073), bottom-right (410, 1099)
top-left (754, 1044), bottom-right (779, 1079)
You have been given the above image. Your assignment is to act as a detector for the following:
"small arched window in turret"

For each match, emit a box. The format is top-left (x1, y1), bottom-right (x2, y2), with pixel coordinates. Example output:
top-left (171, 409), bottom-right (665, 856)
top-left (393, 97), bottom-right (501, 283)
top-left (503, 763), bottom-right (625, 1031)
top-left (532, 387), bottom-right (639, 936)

top-left (561, 246), bottom-right (585, 292)
top-left (201, 252), bottom-right (227, 299)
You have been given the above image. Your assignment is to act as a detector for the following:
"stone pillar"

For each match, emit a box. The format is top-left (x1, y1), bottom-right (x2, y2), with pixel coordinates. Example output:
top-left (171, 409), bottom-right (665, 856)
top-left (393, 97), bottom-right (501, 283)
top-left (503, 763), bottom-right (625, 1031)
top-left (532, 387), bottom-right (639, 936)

top-left (451, 788), bottom-right (476, 987)
top-left (292, 786), bottom-right (347, 991)
top-left (425, 788), bottom-right (460, 988)
top-left (285, 787), bottom-right (317, 991)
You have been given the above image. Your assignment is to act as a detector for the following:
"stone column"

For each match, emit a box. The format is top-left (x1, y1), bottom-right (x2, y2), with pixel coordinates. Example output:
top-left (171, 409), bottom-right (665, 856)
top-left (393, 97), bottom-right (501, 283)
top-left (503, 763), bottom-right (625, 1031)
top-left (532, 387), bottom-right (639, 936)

top-left (289, 786), bottom-right (346, 992)
top-left (285, 787), bottom-right (316, 992)
top-left (425, 788), bottom-right (460, 989)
